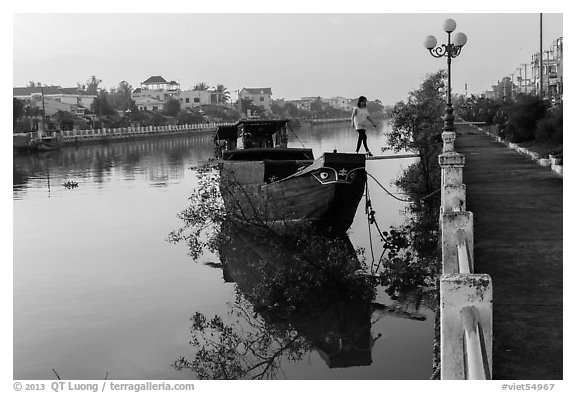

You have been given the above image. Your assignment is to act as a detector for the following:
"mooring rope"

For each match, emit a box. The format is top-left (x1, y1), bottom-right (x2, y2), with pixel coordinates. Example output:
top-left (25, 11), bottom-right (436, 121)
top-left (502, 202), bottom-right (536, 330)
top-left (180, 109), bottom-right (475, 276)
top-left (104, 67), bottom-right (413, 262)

top-left (365, 181), bottom-right (376, 270)
top-left (286, 123), bottom-right (306, 148)
top-left (365, 171), bottom-right (412, 203)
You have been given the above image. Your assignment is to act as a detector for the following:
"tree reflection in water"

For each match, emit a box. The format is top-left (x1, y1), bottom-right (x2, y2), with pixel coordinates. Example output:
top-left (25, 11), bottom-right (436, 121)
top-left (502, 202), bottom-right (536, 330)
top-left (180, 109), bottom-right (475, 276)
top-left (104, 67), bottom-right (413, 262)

top-left (170, 164), bottom-right (438, 379)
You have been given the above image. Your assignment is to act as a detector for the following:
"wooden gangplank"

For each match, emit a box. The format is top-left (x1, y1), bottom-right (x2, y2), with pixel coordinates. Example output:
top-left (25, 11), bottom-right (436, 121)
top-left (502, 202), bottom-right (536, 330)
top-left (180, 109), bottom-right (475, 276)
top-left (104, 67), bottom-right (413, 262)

top-left (366, 154), bottom-right (419, 161)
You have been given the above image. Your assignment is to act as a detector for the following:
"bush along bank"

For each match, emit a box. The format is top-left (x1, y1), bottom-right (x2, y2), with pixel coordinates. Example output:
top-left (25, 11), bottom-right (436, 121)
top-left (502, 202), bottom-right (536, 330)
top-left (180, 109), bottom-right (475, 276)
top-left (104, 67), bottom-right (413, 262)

top-left (455, 94), bottom-right (562, 160)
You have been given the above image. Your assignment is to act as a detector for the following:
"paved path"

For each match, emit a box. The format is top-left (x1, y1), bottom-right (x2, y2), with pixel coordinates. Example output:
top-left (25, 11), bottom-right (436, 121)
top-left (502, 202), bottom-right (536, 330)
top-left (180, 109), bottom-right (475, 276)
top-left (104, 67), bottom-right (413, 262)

top-left (454, 124), bottom-right (563, 380)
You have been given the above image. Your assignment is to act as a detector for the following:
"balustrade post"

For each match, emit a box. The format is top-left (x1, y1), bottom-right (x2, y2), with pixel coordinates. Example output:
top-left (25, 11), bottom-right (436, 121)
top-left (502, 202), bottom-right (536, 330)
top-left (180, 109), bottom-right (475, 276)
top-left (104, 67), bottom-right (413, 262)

top-left (439, 151), bottom-right (465, 209)
top-left (442, 130), bottom-right (456, 152)
top-left (442, 184), bottom-right (467, 214)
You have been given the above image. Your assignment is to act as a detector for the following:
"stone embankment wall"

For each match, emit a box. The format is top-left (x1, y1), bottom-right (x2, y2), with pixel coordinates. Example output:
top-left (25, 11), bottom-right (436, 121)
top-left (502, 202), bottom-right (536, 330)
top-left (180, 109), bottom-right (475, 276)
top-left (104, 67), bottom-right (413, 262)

top-left (438, 130), bottom-right (493, 380)
top-left (307, 118), bottom-right (349, 124)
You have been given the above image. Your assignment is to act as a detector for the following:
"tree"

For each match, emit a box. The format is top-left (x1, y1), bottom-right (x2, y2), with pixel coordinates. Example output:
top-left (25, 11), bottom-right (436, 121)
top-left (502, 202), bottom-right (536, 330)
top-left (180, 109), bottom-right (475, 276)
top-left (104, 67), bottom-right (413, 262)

top-left (367, 100), bottom-right (384, 117)
top-left (310, 97), bottom-right (324, 114)
top-left (176, 110), bottom-right (205, 125)
top-left (91, 90), bottom-right (115, 116)
top-left (502, 94), bottom-right (549, 143)
top-left (109, 80), bottom-right (134, 111)
top-left (13, 98), bottom-right (25, 127)
top-left (240, 98), bottom-right (262, 117)
top-left (193, 82), bottom-right (210, 91)
top-left (85, 75), bottom-right (102, 95)
top-left (214, 84), bottom-right (230, 104)
top-left (284, 102), bottom-right (299, 118)
top-left (387, 70), bottom-right (446, 197)
top-left (165, 98), bottom-right (181, 117)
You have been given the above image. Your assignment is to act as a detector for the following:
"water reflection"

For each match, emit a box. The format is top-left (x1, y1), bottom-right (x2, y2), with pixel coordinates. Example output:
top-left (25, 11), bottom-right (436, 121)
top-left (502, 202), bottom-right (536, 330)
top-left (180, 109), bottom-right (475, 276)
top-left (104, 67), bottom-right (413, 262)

top-left (14, 124), bottom-right (436, 379)
top-left (175, 221), bottom-right (427, 379)
top-left (13, 134), bottom-right (214, 199)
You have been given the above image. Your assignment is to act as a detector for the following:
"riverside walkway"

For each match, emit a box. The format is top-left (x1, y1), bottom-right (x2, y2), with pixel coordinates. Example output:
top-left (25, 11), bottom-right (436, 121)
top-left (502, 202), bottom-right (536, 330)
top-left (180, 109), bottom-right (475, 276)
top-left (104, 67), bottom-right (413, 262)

top-left (454, 123), bottom-right (563, 379)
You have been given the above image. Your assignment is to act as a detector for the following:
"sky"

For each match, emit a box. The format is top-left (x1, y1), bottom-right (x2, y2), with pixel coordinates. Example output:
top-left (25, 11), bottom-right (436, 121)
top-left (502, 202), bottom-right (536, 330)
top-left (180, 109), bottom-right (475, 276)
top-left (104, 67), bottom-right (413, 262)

top-left (10, 6), bottom-right (564, 106)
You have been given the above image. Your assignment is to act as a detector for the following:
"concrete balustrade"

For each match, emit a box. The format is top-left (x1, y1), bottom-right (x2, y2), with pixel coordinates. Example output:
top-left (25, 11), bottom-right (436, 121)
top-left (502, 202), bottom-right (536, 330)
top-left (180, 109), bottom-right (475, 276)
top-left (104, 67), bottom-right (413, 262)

top-left (439, 130), bottom-right (493, 380)
top-left (455, 229), bottom-right (470, 274)
top-left (440, 274), bottom-right (493, 380)
top-left (55, 122), bottom-right (231, 145)
top-left (461, 306), bottom-right (491, 380)
top-left (441, 210), bottom-right (474, 274)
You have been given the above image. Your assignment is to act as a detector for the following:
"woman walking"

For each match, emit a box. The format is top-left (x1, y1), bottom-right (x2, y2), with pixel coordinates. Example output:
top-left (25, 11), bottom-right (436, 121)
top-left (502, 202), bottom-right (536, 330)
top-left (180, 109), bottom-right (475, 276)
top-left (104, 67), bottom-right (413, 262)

top-left (351, 96), bottom-right (376, 156)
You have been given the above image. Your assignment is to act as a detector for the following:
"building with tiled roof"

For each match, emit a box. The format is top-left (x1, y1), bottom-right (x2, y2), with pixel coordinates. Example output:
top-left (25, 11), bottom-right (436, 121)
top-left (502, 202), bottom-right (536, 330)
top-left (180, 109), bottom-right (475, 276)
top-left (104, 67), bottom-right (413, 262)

top-left (133, 96), bottom-right (166, 112)
top-left (142, 76), bottom-right (168, 84)
top-left (238, 87), bottom-right (273, 110)
top-left (134, 75), bottom-right (180, 105)
top-left (13, 86), bottom-right (96, 113)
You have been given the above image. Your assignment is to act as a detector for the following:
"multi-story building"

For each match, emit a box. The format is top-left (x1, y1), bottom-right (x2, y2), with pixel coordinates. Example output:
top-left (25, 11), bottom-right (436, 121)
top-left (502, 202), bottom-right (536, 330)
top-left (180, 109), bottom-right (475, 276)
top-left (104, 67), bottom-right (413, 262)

top-left (491, 77), bottom-right (514, 101)
top-left (530, 37), bottom-right (563, 100)
top-left (238, 87), bottom-right (273, 111)
top-left (13, 86), bottom-right (96, 114)
top-left (133, 76), bottom-right (180, 102)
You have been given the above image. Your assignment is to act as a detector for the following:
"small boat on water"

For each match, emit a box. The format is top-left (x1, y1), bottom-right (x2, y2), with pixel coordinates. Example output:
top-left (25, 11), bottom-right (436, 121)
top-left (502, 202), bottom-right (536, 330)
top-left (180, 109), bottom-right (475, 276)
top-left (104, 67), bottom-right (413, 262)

top-left (13, 133), bottom-right (60, 153)
top-left (214, 119), bottom-right (366, 233)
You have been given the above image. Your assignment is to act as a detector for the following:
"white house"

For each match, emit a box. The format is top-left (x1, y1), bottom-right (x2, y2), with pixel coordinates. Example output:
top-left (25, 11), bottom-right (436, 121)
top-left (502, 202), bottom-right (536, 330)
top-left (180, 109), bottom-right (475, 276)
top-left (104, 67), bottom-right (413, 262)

top-left (238, 87), bottom-right (273, 111)
top-left (178, 90), bottom-right (212, 109)
top-left (13, 86), bottom-right (96, 112)
top-left (133, 76), bottom-right (180, 104)
top-left (133, 96), bottom-right (166, 112)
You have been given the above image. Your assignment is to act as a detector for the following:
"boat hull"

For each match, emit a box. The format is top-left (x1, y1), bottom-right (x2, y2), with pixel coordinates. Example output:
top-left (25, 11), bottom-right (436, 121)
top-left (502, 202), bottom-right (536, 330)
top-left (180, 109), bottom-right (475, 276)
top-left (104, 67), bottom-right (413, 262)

top-left (220, 153), bottom-right (366, 233)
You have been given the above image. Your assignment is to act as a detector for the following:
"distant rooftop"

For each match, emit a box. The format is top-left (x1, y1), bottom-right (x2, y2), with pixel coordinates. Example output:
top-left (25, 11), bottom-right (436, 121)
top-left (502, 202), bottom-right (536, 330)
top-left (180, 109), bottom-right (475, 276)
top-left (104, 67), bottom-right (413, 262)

top-left (13, 87), bottom-right (96, 97)
top-left (241, 87), bottom-right (273, 95)
top-left (142, 76), bottom-right (169, 84)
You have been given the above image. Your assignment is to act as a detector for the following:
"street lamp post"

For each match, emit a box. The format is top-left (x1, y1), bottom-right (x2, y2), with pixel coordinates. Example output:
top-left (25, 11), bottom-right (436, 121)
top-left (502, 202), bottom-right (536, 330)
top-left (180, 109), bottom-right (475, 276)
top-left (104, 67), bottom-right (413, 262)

top-left (424, 18), bottom-right (467, 134)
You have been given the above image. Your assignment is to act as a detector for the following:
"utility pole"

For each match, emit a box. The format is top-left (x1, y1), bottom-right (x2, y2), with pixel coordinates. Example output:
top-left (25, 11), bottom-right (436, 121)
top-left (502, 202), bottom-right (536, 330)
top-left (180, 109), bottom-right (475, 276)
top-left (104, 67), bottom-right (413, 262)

top-left (539, 13), bottom-right (544, 98)
top-left (509, 73), bottom-right (515, 99)
top-left (40, 85), bottom-right (46, 136)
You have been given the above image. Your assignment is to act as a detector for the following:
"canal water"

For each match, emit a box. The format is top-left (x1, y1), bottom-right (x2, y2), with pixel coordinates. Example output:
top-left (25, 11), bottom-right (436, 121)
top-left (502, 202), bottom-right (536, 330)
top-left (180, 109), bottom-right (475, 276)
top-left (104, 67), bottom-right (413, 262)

top-left (13, 121), bottom-right (435, 380)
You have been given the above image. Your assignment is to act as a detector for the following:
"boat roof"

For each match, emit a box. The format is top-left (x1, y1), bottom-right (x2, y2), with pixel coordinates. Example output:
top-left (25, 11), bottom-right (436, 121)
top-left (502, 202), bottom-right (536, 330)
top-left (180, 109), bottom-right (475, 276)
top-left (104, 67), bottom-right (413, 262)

top-left (222, 147), bottom-right (313, 161)
top-left (215, 119), bottom-right (290, 140)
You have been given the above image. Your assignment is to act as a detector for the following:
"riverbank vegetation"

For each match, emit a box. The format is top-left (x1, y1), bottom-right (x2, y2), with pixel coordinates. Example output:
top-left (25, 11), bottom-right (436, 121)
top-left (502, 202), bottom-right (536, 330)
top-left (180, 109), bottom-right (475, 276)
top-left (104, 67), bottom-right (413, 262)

top-left (14, 77), bottom-right (387, 133)
top-left (386, 70), bottom-right (445, 203)
top-left (454, 93), bottom-right (562, 158)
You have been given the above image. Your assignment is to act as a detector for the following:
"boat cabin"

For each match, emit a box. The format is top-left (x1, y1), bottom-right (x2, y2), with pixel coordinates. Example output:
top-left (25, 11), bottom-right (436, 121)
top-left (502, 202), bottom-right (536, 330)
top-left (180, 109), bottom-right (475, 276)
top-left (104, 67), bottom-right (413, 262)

top-left (214, 119), bottom-right (313, 161)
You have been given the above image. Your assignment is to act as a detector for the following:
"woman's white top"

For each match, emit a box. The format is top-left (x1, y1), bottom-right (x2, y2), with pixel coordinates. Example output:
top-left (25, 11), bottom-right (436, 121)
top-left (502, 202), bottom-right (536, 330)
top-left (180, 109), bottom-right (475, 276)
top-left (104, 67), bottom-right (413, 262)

top-left (352, 107), bottom-right (371, 130)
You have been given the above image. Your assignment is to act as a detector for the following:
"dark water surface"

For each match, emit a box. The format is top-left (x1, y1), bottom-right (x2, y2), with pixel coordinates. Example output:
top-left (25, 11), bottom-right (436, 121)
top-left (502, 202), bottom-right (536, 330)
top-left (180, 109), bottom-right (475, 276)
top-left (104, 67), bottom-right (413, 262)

top-left (13, 122), bottom-right (435, 380)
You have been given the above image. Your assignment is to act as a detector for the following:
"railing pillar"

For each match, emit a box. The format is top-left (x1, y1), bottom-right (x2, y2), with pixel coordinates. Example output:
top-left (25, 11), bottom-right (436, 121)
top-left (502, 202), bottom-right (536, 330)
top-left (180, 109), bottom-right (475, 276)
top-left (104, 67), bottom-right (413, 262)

top-left (440, 274), bottom-right (493, 380)
top-left (442, 184), bottom-right (466, 214)
top-left (439, 151), bottom-right (465, 204)
top-left (442, 130), bottom-right (456, 152)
